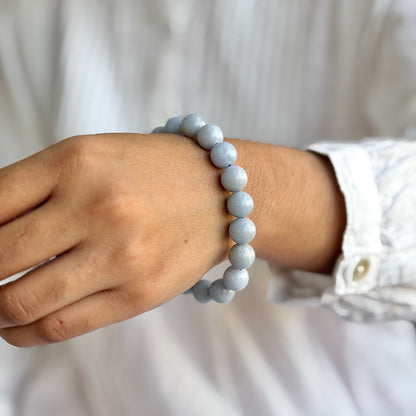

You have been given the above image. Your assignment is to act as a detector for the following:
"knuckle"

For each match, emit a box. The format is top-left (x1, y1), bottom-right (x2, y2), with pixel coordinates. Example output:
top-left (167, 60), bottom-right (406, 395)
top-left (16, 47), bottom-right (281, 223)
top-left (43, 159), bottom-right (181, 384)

top-left (76, 248), bottom-right (106, 278)
top-left (38, 316), bottom-right (72, 344)
top-left (104, 187), bottom-right (134, 224)
top-left (43, 277), bottom-right (71, 305)
top-left (111, 234), bottom-right (143, 264)
top-left (60, 135), bottom-right (100, 173)
top-left (91, 185), bottom-right (136, 228)
top-left (0, 289), bottom-right (37, 325)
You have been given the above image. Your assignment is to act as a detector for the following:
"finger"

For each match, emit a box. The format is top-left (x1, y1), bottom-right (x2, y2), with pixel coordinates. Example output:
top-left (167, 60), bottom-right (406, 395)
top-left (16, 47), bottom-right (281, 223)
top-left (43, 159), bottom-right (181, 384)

top-left (0, 148), bottom-right (60, 225)
top-left (0, 197), bottom-right (83, 281)
top-left (0, 289), bottom-right (136, 347)
top-left (0, 244), bottom-right (111, 328)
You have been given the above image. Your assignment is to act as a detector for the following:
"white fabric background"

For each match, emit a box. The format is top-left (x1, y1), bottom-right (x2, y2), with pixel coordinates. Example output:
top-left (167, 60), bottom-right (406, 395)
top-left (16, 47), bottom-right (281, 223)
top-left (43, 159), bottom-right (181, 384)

top-left (0, 0), bottom-right (415, 415)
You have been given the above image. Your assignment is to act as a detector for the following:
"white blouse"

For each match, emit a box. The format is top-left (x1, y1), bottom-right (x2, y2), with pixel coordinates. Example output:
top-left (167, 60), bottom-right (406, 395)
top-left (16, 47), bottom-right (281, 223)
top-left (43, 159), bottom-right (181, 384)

top-left (0, 0), bottom-right (415, 415)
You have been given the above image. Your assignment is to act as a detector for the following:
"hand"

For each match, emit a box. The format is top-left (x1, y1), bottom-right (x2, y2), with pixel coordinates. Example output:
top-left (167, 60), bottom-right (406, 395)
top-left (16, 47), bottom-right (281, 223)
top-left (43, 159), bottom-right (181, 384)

top-left (0, 132), bottom-right (346, 347)
top-left (0, 133), bottom-right (231, 347)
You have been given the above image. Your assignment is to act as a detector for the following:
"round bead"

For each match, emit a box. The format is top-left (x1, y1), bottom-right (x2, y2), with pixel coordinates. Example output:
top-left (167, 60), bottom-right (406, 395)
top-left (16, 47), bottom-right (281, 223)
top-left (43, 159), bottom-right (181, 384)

top-left (229, 217), bottom-right (256, 244)
top-left (196, 125), bottom-right (224, 150)
top-left (210, 142), bottom-right (237, 168)
top-left (180, 113), bottom-right (205, 138)
top-left (229, 244), bottom-right (255, 269)
top-left (165, 116), bottom-right (184, 134)
top-left (221, 165), bottom-right (248, 191)
top-left (151, 126), bottom-right (165, 134)
top-left (227, 191), bottom-right (254, 217)
top-left (209, 279), bottom-right (235, 303)
top-left (223, 267), bottom-right (249, 291)
top-left (192, 279), bottom-right (212, 303)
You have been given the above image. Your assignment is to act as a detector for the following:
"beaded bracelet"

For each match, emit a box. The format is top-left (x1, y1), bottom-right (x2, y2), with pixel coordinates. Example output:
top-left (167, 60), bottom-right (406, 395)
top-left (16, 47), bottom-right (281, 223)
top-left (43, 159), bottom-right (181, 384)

top-left (152, 114), bottom-right (256, 303)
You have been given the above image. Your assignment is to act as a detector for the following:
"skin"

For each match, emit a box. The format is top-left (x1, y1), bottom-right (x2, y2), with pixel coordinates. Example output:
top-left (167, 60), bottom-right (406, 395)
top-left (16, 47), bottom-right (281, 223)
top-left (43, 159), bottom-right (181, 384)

top-left (0, 133), bottom-right (345, 347)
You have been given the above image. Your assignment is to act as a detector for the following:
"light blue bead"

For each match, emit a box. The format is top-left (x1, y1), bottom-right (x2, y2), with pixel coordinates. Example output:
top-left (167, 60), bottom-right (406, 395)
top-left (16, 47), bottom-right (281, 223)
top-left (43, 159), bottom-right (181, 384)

top-left (209, 279), bottom-right (235, 303)
top-left (221, 165), bottom-right (248, 191)
top-left (227, 191), bottom-right (254, 217)
top-left (192, 279), bottom-right (212, 303)
top-left (165, 116), bottom-right (184, 134)
top-left (197, 125), bottom-right (224, 150)
top-left (229, 244), bottom-right (255, 269)
top-left (151, 126), bottom-right (165, 134)
top-left (223, 267), bottom-right (249, 291)
top-left (180, 114), bottom-right (205, 138)
top-left (229, 217), bottom-right (256, 244)
top-left (210, 142), bottom-right (237, 168)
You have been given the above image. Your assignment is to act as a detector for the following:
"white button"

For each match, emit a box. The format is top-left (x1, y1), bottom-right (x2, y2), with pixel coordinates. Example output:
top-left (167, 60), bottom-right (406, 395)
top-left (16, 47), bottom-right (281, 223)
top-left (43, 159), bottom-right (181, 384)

top-left (353, 258), bottom-right (370, 282)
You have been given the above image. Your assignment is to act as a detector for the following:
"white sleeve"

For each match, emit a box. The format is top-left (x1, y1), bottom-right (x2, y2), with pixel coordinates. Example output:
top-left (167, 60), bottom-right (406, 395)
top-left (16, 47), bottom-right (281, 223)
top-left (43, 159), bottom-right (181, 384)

top-left (267, 140), bottom-right (416, 322)
top-left (311, 140), bottom-right (415, 322)
top-left (268, 3), bottom-right (416, 322)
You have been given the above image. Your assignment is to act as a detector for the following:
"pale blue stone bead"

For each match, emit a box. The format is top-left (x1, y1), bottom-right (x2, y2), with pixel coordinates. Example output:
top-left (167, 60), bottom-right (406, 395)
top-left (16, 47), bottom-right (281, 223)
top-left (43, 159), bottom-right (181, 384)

top-left (165, 116), bottom-right (184, 134)
top-left (221, 165), bottom-right (248, 191)
top-left (180, 113), bottom-right (205, 138)
top-left (209, 279), bottom-right (235, 303)
top-left (223, 267), bottom-right (249, 291)
top-left (151, 126), bottom-right (165, 134)
top-left (210, 142), bottom-right (237, 168)
top-left (229, 217), bottom-right (256, 244)
top-left (227, 191), bottom-right (254, 217)
top-left (192, 279), bottom-right (212, 303)
top-left (229, 244), bottom-right (255, 269)
top-left (197, 125), bottom-right (224, 150)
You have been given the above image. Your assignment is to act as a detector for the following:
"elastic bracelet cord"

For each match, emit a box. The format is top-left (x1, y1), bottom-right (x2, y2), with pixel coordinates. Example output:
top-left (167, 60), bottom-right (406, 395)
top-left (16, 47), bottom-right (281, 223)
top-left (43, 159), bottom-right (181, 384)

top-left (152, 114), bottom-right (256, 303)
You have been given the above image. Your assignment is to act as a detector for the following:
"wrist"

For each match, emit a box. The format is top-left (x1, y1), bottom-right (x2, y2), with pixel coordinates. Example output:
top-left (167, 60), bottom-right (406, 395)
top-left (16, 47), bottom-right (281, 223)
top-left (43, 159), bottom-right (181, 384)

top-left (228, 139), bottom-right (346, 273)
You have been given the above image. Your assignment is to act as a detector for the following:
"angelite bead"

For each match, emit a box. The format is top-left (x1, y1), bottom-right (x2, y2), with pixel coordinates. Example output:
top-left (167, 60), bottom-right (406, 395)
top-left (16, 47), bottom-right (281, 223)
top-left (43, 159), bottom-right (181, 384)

top-left (221, 165), bottom-right (248, 191)
top-left (180, 113), bottom-right (205, 138)
top-left (229, 217), bottom-right (256, 244)
top-left (192, 279), bottom-right (212, 303)
top-left (229, 244), bottom-right (255, 269)
top-left (196, 125), bottom-right (224, 150)
top-left (227, 191), bottom-right (254, 218)
top-left (151, 126), bottom-right (165, 134)
top-left (165, 116), bottom-right (184, 134)
top-left (210, 142), bottom-right (237, 168)
top-left (223, 267), bottom-right (249, 291)
top-left (209, 279), bottom-right (235, 303)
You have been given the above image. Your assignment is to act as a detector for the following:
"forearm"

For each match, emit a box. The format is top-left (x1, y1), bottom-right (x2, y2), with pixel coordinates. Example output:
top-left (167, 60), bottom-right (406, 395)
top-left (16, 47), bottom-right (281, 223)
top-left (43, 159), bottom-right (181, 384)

top-left (228, 139), bottom-right (346, 274)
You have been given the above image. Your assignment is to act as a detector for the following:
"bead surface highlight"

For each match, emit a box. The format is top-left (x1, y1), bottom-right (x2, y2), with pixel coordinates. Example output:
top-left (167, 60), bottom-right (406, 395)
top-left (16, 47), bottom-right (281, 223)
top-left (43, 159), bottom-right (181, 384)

top-left (197, 125), bottom-right (224, 150)
top-left (227, 191), bottom-right (254, 218)
top-left (180, 113), bottom-right (205, 138)
top-left (229, 244), bottom-right (255, 269)
top-left (210, 142), bottom-right (237, 168)
top-left (229, 217), bottom-right (256, 244)
top-left (209, 279), bottom-right (235, 303)
top-left (223, 267), bottom-right (249, 291)
top-left (221, 165), bottom-right (248, 191)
